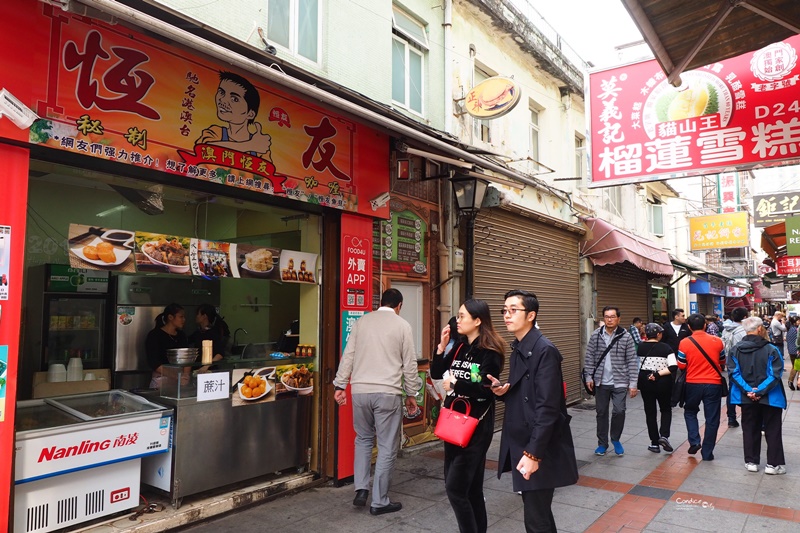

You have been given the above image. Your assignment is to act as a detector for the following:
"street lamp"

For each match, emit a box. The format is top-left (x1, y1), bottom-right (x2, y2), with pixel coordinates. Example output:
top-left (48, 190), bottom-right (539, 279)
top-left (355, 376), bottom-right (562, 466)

top-left (451, 175), bottom-right (489, 300)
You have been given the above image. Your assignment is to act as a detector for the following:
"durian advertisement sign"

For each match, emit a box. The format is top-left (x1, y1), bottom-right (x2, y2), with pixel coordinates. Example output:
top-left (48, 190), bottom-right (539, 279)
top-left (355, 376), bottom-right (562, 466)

top-left (588, 34), bottom-right (800, 187)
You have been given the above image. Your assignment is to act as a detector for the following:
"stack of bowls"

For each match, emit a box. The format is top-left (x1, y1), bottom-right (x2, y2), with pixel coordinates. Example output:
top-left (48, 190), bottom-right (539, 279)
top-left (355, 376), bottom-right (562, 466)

top-left (47, 363), bottom-right (67, 382)
top-left (166, 348), bottom-right (199, 364)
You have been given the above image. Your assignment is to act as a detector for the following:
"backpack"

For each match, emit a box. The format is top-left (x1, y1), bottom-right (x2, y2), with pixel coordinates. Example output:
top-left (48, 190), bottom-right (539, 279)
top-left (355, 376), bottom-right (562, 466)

top-left (722, 324), bottom-right (744, 356)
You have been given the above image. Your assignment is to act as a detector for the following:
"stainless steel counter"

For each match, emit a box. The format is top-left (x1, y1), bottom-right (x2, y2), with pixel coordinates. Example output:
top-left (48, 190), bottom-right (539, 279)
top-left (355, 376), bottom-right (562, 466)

top-left (140, 391), bottom-right (312, 508)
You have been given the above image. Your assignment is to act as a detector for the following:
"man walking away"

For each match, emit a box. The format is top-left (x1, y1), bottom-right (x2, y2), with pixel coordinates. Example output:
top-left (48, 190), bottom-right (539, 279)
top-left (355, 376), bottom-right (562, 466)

top-left (584, 306), bottom-right (638, 456)
top-left (770, 312), bottom-right (786, 354)
top-left (333, 288), bottom-right (422, 515)
top-left (489, 289), bottom-right (578, 533)
top-left (661, 308), bottom-right (692, 354)
top-left (722, 307), bottom-right (748, 427)
top-left (677, 313), bottom-right (726, 461)
top-left (728, 316), bottom-right (787, 475)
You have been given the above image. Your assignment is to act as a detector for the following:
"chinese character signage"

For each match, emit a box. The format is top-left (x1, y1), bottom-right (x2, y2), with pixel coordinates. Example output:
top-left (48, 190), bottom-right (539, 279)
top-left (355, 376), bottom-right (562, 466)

top-left (589, 35), bottom-right (800, 187)
top-left (752, 280), bottom-right (788, 300)
top-left (197, 372), bottom-right (230, 402)
top-left (372, 200), bottom-right (429, 275)
top-left (717, 172), bottom-right (739, 213)
top-left (753, 190), bottom-right (800, 227)
top-left (341, 213), bottom-right (373, 311)
top-left (786, 216), bottom-right (800, 256)
top-left (465, 77), bottom-right (521, 119)
top-left (777, 256), bottom-right (800, 276)
top-left (21, 7), bottom-right (389, 217)
top-left (725, 285), bottom-right (748, 297)
top-left (689, 212), bottom-right (749, 250)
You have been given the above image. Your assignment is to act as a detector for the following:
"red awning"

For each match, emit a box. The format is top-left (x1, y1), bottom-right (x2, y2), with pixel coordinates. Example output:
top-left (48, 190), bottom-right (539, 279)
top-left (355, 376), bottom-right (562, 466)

top-left (724, 296), bottom-right (754, 311)
top-left (579, 217), bottom-right (674, 277)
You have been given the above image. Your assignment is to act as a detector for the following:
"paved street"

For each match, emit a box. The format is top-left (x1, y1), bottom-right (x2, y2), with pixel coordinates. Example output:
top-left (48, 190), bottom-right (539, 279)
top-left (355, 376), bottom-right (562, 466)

top-left (76, 371), bottom-right (800, 533)
top-left (176, 387), bottom-right (800, 532)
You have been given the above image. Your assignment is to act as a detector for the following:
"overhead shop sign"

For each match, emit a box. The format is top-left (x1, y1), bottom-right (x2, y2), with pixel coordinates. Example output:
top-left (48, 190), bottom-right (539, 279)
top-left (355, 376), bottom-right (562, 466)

top-left (465, 77), bottom-right (521, 119)
top-left (787, 216), bottom-right (800, 256)
top-left (777, 256), bottom-right (800, 276)
top-left (688, 212), bottom-right (749, 251)
top-left (17, 6), bottom-right (389, 218)
top-left (588, 35), bottom-right (800, 187)
top-left (753, 191), bottom-right (800, 227)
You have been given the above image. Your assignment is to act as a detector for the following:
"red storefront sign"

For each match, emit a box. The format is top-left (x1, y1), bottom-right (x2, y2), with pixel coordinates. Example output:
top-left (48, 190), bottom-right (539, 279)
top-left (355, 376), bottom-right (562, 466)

top-left (777, 255), bottom-right (800, 275)
top-left (341, 214), bottom-right (373, 311)
top-left (4, 4), bottom-right (389, 218)
top-left (589, 35), bottom-right (800, 187)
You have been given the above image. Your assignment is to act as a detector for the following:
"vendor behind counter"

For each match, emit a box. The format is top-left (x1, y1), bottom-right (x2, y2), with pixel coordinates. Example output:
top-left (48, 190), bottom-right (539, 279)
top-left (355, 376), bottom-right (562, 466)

top-left (145, 303), bottom-right (189, 387)
top-left (189, 303), bottom-right (230, 363)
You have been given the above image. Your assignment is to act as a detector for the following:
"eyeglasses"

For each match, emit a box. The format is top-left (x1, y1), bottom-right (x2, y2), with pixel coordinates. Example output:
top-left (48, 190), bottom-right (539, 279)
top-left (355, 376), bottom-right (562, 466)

top-left (501, 308), bottom-right (525, 316)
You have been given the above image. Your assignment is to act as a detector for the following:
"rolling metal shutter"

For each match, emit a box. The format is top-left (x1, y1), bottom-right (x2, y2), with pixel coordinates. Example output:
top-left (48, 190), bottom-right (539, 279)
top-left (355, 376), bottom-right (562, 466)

top-left (697, 294), bottom-right (712, 316)
top-left (473, 207), bottom-right (583, 426)
top-left (595, 263), bottom-right (650, 328)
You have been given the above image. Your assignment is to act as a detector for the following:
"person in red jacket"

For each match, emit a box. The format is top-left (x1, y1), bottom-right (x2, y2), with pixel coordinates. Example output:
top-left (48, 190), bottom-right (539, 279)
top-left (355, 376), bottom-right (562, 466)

top-left (677, 313), bottom-right (726, 461)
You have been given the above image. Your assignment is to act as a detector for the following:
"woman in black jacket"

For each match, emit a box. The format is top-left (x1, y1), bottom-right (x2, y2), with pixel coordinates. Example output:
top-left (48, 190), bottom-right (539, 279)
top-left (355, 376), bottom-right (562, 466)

top-left (637, 323), bottom-right (678, 453)
top-left (431, 299), bottom-right (507, 533)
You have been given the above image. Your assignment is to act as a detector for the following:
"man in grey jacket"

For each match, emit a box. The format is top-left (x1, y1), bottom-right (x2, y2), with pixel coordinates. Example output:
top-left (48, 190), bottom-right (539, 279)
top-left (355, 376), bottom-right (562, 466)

top-left (722, 307), bottom-right (748, 428)
top-left (333, 288), bottom-right (421, 515)
top-left (584, 305), bottom-right (639, 456)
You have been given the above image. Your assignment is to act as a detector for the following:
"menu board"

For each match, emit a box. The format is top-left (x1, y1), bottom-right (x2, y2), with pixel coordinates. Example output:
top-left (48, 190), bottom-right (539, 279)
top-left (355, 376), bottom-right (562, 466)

top-left (373, 210), bottom-right (427, 275)
top-left (231, 362), bottom-right (314, 407)
top-left (69, 223), bottom-right (317, 282)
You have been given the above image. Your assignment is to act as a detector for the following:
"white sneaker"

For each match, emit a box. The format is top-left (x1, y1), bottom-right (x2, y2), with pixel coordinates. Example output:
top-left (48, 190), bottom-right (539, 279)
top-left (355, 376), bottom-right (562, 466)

top-left (745, 463), bottom-right (758, 472)
top-left (765, 465), bottom-right (786, 475)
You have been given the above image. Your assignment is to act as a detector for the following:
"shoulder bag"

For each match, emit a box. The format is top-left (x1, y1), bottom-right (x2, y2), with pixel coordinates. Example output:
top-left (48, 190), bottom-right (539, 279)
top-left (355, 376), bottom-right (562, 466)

top-left (434, 397), bottom-right (490, 447)
top-left (688, 337), bottom-right (728, 397)
top-left (581, 330), bottom-right (623, 396)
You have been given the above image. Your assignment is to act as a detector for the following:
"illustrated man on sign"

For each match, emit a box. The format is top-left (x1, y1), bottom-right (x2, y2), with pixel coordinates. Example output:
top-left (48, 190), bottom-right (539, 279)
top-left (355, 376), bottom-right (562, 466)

top-left (195, 71), bottom-right (273, 160)
top-left (333, 289), bottom-right (421, 516)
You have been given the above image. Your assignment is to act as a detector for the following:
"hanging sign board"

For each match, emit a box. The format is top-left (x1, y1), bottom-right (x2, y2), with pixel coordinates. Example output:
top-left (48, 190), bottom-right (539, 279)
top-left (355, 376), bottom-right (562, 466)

top-left (786, 216), bottom-right (800, 256)
top-left (465, 77), bottom-right (521, 119)
top-left (688, 212), bottom-right (749, 250)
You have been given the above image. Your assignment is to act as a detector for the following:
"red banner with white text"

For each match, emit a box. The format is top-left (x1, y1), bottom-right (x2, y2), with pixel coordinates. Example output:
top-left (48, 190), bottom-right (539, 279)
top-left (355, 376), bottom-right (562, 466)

top-left (589, 35), bottom-right (800, 187)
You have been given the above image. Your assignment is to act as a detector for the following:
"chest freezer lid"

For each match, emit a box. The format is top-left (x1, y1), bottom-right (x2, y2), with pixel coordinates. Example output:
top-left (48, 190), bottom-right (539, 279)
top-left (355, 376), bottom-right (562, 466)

top-left (15, 400), bottom-right (83, 433)
top-left (45, 389), bottom-right (169, 421)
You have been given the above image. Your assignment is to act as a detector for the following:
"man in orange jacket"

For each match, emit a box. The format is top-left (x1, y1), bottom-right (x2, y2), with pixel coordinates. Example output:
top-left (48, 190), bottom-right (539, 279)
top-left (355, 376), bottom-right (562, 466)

top-left (677, 313), bottom-right (726, 461)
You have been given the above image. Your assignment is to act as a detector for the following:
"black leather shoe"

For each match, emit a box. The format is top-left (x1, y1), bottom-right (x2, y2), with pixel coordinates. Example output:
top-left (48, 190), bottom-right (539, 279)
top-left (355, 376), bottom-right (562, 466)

top-left (369, 502), bottom-right (402, 516)
top-left (688, 444), bottom-right (701, 455)
top-left (728, 419), bottom-right (739, 428)
top-left (353, 489), bottom-right (369, 507)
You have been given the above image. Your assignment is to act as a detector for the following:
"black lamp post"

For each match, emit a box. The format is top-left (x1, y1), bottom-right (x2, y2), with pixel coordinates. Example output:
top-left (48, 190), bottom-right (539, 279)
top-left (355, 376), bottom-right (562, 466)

top-left (451, 175), bottom-right (489, 300)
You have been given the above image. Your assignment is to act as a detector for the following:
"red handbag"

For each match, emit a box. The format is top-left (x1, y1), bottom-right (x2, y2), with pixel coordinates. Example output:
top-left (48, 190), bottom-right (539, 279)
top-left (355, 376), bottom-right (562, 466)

top-left (434, 397), bottom-right (480, 447)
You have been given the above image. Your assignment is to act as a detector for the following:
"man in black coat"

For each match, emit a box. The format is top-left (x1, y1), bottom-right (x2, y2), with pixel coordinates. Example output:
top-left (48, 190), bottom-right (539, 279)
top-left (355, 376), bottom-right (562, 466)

top-left (661, 308), bottom-right (692, 353)
top-left (488, 289), bottom-right (578, 533)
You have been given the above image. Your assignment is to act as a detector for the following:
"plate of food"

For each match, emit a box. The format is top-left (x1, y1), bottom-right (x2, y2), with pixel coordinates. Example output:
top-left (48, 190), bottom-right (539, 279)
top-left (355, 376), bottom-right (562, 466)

top-left (71, 238), bottom-right (132, 266)
top-left (140, 238), bottom-right (190, 273)
top-left (280, 366), bottom-right (313, 395)
top-left (241, 248), bottom-right (276, 277)
top-left (238, 374), bottom-right (272, 400)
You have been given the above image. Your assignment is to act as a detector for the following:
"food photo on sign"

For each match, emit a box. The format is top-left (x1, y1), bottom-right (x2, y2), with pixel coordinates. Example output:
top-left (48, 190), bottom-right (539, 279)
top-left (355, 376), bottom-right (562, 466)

top-left (68, 224), bottom-right (135, 272)
top-left (231, 244), bottom-right (281, 280)
top-left (230, 366), bottom-right (277, 406)
top-left (134, 232), bottom-right (191, 274)
top-left (279, 251), bottom-right (318, 283)
top-left (275, 364), bottom-right (314, 397)
top-left (191, 239), bottom-right (233, 278)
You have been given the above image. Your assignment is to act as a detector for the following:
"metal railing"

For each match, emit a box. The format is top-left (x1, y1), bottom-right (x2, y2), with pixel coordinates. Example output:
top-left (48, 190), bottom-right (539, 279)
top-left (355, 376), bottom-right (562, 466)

top-left (506, 0), bottom-right (591, 72)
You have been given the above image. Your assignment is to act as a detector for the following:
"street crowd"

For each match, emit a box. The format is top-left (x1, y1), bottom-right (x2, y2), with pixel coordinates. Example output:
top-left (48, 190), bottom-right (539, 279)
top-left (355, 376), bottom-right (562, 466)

top-left (334, 290), bottom-right (794, 533)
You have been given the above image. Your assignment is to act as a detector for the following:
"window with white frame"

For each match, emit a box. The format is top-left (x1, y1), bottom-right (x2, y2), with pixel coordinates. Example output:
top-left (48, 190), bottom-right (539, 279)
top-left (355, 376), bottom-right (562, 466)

top-left (392, 7), bottom-right (427, 115)
top-left (530, 105), bottom-right (541, 169)
top-left (267, 0), bottom-right (320, 63)
top-left (603, 186), bottom-right (623, 216)
top-left (648, 199), bottom-right (664, 236)
top-left (575, 134), bottom-right (585, 180)
top-left (473, 66), bottom-right (492, 143)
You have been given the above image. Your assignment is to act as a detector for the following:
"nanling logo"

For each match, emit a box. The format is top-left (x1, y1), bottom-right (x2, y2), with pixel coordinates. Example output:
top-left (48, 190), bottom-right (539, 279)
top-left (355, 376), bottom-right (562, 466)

top-left (37, 439), bottom-right (111, 462)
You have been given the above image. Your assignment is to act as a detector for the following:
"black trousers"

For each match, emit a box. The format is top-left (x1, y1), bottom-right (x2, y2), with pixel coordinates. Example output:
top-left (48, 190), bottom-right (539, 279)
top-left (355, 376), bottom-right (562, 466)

top-left (521, 488), bottom-right (556, 533)
top-left (443, 407), bottom-right (494, 533)
top-left (638, 372), bottom-right (673, 444)
top-left (741, 403), bottom-right (785, 466)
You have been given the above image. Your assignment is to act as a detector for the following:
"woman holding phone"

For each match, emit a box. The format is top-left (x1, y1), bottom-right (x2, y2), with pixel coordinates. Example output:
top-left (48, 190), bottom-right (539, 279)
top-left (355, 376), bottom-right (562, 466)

top-left (431, 299), bottom-right (507, 533)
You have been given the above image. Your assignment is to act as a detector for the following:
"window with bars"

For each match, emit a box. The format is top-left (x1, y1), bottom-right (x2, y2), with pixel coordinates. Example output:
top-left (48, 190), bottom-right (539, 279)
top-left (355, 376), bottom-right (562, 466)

top-left (530, 106), bottom-right (541, 168)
